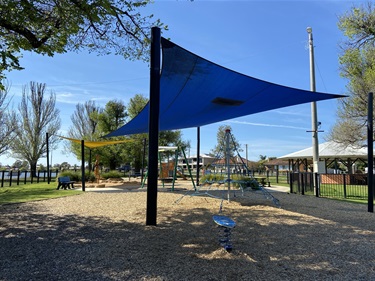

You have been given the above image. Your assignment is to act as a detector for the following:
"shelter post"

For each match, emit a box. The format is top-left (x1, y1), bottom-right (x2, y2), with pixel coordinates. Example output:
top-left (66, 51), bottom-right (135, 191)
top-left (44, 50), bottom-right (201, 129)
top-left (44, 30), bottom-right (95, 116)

top-left (146, 27), bottom-right (161, 226)
top-left (368, 92), bottom-right (374, 213)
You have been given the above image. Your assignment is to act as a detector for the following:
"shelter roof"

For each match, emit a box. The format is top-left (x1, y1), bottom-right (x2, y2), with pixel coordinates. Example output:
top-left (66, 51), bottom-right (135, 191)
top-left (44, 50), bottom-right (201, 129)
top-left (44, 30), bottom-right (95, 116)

top-left (278, 141), bottom-right (369, 160)
top-left (106, 38), bottom-right (344, 137)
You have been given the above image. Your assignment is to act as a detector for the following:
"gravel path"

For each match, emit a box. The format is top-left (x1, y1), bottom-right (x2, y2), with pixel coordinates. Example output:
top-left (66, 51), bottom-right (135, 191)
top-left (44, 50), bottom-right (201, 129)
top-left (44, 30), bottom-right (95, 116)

top-left (1, 184), bottom-right (375, 280)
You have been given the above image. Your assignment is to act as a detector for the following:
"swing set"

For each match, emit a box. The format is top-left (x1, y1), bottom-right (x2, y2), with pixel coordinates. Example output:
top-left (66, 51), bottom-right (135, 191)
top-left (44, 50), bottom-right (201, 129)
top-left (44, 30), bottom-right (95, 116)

top-left (141, 146), bottom-right (196, 191)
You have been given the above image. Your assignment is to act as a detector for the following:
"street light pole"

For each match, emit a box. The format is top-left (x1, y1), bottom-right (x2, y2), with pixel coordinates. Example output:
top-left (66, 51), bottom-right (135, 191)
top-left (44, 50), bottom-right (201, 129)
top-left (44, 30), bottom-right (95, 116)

top-left (307, 26), bottom-right (319, 196)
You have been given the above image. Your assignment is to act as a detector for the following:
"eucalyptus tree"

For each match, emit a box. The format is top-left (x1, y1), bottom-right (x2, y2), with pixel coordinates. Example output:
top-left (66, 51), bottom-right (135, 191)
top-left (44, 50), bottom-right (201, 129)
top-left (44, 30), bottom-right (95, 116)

top-left (67, 100), bottom-right (102, 170)
top-left (69, 100), bottom-right (102, 140)
top-left (10, 82), bottom-right (61, 174)
top-left (0, 0), bottom-right (166, 89)
top-left (328, 2), bottom-right (375, 146)
top-left (124, 94), bottom-right (188, 171)
top-left (0, 81), bottom-right (16, 155)
top-left (95, 100), bottom-right (128, 170)
top-left (211, 125), bottom-right (242, 158)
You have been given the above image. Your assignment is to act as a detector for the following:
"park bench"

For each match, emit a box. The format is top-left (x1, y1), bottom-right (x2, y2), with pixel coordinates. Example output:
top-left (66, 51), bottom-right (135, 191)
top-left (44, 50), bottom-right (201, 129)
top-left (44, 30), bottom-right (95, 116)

top-left (255, 177), bottom-right (270, 187)
top-left (57, 176), bottom-right (75, 190)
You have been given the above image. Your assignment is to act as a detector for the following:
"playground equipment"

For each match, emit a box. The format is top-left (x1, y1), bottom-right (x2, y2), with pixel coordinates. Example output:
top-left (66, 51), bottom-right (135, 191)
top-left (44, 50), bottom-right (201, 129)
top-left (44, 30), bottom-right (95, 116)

top-left (213, 214), bottom-right (236, 252)
top-left (176, 129), bottom-right (280, 207)
top-left (141, 146), bottom-right (196, 191)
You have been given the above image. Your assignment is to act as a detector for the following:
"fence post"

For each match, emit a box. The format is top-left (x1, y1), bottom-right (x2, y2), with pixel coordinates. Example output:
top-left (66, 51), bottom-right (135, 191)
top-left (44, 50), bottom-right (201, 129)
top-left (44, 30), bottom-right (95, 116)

top-left (343, 174), bottom-right (347, 199)
top-left (290, 172), bottom-right (293, 193)
top-left (315, 173), bottom-right (319, 197)
top-left (16, 170), bottom-right (21, 186)
top-left (276, 168), bottom-right (279, 183)
top-left (9, 170), bottom-right (12, 187)
top-left (1, 170), bottom-right (4, 187)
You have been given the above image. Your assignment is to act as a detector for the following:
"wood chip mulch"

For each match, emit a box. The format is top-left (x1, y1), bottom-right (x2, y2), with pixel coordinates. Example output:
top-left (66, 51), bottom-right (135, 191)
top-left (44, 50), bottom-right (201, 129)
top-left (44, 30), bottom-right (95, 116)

top-left (0, 184), bottom-right (375, 280)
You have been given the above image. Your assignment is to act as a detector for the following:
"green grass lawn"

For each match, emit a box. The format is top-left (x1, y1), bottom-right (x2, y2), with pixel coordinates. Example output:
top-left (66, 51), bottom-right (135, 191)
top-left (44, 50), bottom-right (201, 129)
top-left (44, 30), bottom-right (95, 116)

top-left (0, 182), bottom-right (82, 205)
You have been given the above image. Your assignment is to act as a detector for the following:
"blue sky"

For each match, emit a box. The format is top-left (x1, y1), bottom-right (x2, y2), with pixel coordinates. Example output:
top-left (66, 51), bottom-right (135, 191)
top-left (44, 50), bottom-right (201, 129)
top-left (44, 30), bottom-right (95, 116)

top-left (0, 0), bottom-right (361, 166)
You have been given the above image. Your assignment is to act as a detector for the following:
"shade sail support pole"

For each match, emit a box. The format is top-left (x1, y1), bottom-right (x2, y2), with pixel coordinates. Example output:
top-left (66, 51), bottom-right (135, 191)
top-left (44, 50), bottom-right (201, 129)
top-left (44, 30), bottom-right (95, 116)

top-left (225, 129), bottom-right (231, 202)
top-left (368, 92), bottom-right (374, 213)
top-left (196, 127), bottom-right (200, 186)
top-left (146, 27), bottom-right (161, 226)
top-left (81, 140), bottom-right (85, 192)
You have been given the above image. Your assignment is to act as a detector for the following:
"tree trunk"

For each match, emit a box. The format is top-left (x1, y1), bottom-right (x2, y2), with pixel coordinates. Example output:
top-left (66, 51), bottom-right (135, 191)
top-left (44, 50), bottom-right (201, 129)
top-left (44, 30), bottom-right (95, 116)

top-left (30, 161), bottom-right (37, 177)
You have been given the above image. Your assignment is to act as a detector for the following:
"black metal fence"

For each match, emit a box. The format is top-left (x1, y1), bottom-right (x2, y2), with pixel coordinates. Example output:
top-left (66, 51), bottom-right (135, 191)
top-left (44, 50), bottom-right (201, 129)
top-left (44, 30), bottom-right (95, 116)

top-left (0, 170), bottom-right (59, 187)
top-left (290, 172), bottom-right (370, 200)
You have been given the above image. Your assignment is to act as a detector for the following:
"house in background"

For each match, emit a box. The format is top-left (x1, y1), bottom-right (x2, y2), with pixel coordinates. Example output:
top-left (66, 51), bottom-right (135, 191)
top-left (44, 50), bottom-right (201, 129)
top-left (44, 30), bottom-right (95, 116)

top-left (211, 156), bottom-right (257, 172)
top-left (263, 158), bottom-right (289, 175)
top-left (177, 154), bottom-right (258, 173)
top-left (177, 154), bottom-right (216, 170)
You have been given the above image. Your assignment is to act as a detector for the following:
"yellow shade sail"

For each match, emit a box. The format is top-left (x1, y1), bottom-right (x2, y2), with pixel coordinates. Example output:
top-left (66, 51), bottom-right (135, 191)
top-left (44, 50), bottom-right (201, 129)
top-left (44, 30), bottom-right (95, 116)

top-left (59, 136), bottom-right (131, 148)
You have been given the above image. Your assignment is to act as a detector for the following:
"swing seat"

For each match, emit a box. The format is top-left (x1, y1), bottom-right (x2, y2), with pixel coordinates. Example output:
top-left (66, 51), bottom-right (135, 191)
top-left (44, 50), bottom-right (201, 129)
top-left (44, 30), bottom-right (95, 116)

top-left (160, 178), bottom-right (174, 183)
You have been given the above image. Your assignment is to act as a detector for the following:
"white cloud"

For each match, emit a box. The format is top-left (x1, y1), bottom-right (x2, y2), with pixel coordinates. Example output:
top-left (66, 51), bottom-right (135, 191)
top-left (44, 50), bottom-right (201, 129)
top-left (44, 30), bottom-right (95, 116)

top-left (227, 120), bottom-right (308, 130)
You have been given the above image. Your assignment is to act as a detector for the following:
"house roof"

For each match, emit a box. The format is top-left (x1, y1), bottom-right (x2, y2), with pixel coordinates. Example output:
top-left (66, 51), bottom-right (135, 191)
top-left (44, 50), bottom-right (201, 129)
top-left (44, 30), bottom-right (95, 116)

top-left (278, 141), bottom-right (369, 160)
top-left (185, 154), bottom-right (216, 159)
top-left (212, 156), bottom-right (257, 166)
top-left (264, 159), bottom-right (289, 166)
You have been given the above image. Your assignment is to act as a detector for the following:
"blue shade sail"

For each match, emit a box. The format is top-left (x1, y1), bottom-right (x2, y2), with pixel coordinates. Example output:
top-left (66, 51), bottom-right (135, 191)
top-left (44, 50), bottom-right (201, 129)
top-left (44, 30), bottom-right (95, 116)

top-left (106, 38), bottom-right (344, 137)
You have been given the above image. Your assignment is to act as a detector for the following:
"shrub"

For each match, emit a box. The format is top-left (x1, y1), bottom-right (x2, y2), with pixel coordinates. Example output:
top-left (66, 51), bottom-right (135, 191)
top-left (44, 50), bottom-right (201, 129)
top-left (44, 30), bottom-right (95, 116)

top-left (101, 170), bottom-right (124, 179)
top-left (200, 173), bottom-right (260, 189)
top-left (200, 173), bottom-right (225, 183)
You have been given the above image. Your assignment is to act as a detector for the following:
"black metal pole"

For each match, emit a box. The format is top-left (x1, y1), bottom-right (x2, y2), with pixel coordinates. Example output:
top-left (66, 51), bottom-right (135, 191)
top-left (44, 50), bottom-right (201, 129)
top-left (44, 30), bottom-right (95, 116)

top-left (141, 138), bottom-right (147, 183)
top-left (196, 127), bottom-right (200, 186)
top-left (89, 149), bottom-right (92, 176)
top-left (46, 132), bottom-right (50, 184)
top-left (368, 92), bottom-right (373, 212)
top-left (81, 140), bottom-right (85, 192)
top-left (146, 27), bottom-right (161, 226)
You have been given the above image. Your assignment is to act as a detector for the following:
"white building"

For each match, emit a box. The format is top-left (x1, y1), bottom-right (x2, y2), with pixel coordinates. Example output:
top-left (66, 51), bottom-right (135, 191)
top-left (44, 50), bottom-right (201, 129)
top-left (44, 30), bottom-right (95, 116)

top-left (177, 154), bottom-right (216, 170)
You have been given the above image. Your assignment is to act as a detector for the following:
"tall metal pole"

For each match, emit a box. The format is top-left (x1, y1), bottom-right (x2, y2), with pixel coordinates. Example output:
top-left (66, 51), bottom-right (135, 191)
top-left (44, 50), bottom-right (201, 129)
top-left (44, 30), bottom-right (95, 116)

top-left (245, 144), bottom-right (248, 175)
top-left (46, 132), bottom-right (50, 184)
top-left (225, 129), bottom-right (231, 202)
top-left (141, 138), bottom-right (146, 183)
top-left (368, 92), bottom-right (374, 212)
top-left (81, 140), bottom-right (85, 192)
top-left (146, 27), bottom-right (161, 226)
top-left (307, 27), bottom-right (319, 196)
top-left (196, 127), bottom-right (200, 186)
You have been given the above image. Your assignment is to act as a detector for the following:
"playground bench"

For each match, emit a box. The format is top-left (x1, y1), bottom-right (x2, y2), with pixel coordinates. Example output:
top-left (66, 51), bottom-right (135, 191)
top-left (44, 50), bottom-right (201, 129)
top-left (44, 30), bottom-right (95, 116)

top-left (255, 177), bottom-right (270, 187)
top-left (57, 176), bottom-right (75, 190)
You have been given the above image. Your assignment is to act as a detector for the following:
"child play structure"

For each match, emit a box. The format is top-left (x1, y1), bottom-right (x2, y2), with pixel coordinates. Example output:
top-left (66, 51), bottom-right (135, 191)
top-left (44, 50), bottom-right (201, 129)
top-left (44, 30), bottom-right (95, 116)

top-left (176, 129), bottom-right (280, 208)
top-left (141, 146), bottom-right (196, 191)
